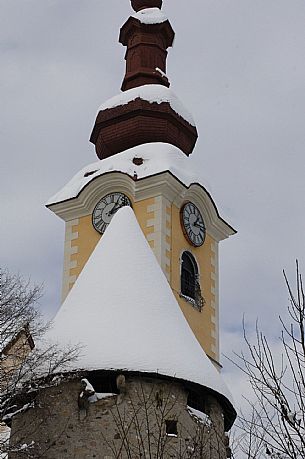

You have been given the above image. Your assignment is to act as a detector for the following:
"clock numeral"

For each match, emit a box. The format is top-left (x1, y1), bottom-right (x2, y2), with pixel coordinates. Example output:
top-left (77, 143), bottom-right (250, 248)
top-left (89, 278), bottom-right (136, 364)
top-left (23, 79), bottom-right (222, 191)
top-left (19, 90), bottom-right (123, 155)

top-left (100, 223), bottom-right (107, 233)
top-left (121, 196), bottom-right (129, 206)
top-left (96, 220), bottom-right (107, 233)
top-left (93, 193), bottom-right (132, 234)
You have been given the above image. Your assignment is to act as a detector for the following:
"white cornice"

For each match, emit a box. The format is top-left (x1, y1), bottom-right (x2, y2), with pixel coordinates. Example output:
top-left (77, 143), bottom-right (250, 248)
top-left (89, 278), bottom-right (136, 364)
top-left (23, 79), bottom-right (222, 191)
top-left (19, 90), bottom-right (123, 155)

top-left (174, 184), bottom-right (236, 241)
top-left (47, 170), bottom-right (236, 242)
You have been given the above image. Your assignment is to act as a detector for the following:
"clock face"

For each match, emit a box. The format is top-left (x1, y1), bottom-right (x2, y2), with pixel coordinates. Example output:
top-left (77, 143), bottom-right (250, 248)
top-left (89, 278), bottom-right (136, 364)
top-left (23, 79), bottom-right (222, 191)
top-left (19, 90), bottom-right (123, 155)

top-left (181, 202), bottom-right (206, 247)
top-left (92, 192), bottom-right (132, 234)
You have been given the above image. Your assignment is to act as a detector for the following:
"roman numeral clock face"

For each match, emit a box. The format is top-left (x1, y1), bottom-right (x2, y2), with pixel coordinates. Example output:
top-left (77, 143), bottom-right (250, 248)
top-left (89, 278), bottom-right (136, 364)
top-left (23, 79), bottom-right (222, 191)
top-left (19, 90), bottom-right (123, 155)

top-left (181, 202), bottom-right (206, 247)
top-left (92, 192), bottom-right (132, 234)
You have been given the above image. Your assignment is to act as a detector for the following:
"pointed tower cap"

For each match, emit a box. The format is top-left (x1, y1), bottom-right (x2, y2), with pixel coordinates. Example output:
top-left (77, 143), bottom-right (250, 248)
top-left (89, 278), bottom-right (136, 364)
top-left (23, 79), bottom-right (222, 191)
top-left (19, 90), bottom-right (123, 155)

top-left (131, 0), bottom-right (162, 11)
top-left (46, 207), bottom-right (235, 427)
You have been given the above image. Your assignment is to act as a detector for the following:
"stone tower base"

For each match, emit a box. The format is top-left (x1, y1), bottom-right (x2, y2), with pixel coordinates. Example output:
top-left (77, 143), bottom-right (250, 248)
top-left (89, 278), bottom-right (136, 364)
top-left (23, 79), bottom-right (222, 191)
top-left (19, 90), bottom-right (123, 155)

top-left (9, 372), bottom-right (229, 459)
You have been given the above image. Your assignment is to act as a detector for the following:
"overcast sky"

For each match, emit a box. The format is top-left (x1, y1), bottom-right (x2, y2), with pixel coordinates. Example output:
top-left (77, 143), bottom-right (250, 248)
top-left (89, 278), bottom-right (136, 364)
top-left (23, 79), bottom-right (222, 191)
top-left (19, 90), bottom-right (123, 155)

top-left (1, 0), bottom-right (305, 410)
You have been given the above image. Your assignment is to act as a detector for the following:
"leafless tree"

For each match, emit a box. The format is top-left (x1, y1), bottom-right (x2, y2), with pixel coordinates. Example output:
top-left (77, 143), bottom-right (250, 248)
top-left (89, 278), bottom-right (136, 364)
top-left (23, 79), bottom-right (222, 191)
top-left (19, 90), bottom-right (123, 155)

top-left (229, 262), bottom-right (305, 459)
top-left (0, 268), bottom-right (78, 457)
top-left (98, 378), bottom-right (227, 459)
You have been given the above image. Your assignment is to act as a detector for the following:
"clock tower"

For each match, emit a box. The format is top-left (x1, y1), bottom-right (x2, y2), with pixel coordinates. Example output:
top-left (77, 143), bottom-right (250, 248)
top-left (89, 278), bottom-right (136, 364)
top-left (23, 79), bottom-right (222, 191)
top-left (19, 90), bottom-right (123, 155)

top-left (8, 2), bottom-right (237, 456)
top-left (47, 0), bottom-right (235, 366)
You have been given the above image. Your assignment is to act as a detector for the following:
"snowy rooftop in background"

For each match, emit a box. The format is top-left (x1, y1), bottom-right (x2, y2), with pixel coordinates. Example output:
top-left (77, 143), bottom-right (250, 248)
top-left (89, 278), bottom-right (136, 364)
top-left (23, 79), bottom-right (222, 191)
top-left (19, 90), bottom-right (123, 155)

top-left (132, 7), bottom-right (168, 25)
top-left (44, 207), bottom-right (234, 410)
top-left (47, 143), bottom-right (211, 206)
top-left (97, 85), bottom-right (195, 127)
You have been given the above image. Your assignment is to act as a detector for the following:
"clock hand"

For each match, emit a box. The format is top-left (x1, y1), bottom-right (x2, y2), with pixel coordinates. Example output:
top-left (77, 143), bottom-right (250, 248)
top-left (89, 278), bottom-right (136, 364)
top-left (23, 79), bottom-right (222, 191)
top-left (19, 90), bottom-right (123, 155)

top-left (109, 203), bottom-right (121, 216)
top-left (110, 198), bottom-right (130, 215)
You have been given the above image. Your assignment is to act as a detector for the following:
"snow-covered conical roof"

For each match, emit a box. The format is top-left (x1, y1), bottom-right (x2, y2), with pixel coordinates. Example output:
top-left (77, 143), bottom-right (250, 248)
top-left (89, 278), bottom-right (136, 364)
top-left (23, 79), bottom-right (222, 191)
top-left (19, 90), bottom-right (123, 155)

top-left (46, 207), bottom-right (235, 424)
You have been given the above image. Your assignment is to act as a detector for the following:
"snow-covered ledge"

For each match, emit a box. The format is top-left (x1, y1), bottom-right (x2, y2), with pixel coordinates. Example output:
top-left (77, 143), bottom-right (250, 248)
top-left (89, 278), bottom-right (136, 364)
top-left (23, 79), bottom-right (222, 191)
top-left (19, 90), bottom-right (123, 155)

top-left (46, 144), bottom-right (236, 242)
top-left (132, 7), bottom-right (168, 25)
top-left (97, 85), bottom-right (196, 127)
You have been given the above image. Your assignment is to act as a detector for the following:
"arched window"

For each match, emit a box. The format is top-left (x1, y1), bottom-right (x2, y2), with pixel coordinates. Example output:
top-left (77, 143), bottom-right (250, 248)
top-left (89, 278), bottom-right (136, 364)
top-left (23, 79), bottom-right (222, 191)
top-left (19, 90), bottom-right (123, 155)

top-left (181, 252), bottom-right (204, 311)
top-left (181, 252), bottom-right (198, 300)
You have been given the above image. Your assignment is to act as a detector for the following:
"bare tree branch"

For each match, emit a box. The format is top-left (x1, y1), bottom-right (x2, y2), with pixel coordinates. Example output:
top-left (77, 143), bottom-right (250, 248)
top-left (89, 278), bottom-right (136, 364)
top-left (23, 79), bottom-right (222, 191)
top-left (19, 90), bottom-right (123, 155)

top-left (0, 268), bottom-right (78, 457)
top-left (228, 261), bottom-right (305, 459)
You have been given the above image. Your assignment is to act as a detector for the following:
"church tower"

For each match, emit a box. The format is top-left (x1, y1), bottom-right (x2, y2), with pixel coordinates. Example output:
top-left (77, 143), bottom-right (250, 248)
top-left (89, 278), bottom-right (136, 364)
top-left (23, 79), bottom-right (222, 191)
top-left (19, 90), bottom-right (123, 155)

top-left (47, 0), bottom-right (235, 366)
top-left (8, 2), bottom-right (236, 458)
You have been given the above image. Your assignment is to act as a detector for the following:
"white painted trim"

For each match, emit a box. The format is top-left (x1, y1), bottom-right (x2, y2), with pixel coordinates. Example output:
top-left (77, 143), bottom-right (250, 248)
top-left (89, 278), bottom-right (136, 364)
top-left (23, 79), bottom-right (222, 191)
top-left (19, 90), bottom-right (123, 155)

top-left (61, 218), bottom-right (79, 302)
top-left (47, 171), bottom-right (235, 242)
top-left (146, 233), bottom-right (155, 242)
top-left (146, 196), bottom-right (171, 281)
top-left (210, 241), bottom-right (220, 361)
top-left (173, 183), bottom-right (235, 241)
top-left (146, 218), bottom-right (155, 228)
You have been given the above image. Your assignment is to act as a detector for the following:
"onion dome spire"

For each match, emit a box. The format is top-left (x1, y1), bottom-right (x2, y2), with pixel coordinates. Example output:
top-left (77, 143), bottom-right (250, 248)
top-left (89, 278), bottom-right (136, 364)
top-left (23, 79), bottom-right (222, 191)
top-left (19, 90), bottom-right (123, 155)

top-left (90, 1), bottom-right (198, 160)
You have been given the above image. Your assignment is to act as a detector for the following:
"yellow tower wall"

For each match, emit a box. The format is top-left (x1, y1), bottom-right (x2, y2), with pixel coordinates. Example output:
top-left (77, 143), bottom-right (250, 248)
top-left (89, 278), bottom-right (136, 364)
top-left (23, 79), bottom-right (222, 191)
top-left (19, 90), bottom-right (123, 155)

top-left (171, 204), bottom-right (218, 361)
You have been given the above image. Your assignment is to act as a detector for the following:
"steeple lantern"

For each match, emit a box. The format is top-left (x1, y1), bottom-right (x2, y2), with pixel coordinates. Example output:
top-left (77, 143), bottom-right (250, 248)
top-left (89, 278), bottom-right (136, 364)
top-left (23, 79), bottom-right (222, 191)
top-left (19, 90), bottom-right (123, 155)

top-left (120, 2), bottom-right (174, 91)
top-left (131, 0), bottom-right (163, 11)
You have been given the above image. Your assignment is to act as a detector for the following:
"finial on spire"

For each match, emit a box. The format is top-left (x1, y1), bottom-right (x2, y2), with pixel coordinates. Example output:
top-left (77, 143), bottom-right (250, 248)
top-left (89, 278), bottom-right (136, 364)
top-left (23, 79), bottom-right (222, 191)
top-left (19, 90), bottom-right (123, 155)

top-left (131, 0), bottom-right (162, 12)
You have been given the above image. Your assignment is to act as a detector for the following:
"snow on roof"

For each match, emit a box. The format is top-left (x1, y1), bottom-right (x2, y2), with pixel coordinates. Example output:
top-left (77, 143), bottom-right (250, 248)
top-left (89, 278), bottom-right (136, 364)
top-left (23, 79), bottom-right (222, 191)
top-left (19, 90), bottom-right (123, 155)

top-left (97, 84), bottom-right (196, 127)
top-left (45, 206), bottom-right (233, 406)
top-left (132, 7), bottom-right (168, 25)
top-left (47, 143), bottom-right (209, 206)
top-left (0, 324), bottom-right (34, 355)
